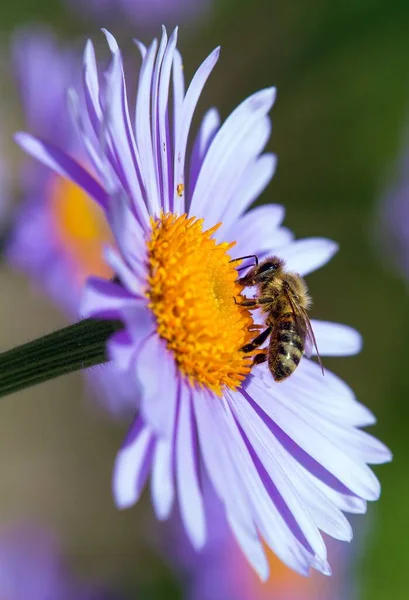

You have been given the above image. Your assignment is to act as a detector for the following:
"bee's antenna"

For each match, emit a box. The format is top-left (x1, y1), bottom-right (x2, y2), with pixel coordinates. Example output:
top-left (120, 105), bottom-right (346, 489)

top-left (229, 254), bottom-right (259, 267)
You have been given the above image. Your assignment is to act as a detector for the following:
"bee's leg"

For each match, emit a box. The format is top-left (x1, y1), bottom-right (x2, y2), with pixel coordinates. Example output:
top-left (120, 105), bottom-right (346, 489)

top-left (257, 297), bottom-right (277, 305)
top-left (233, 297), bottom-right (260, 308)
top-left (241, 327), bottom-right (272, 353)
top-left (252, 352), bottom-right (267, 365)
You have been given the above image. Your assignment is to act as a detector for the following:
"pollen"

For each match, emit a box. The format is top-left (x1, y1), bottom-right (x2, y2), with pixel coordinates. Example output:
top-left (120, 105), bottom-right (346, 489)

top-left (146, 213), bottom-right (256, 395)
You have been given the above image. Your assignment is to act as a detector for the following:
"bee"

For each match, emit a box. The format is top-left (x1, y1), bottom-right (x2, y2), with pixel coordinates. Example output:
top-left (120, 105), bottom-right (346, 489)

top-left (232, 255), bottom-right (324, 382)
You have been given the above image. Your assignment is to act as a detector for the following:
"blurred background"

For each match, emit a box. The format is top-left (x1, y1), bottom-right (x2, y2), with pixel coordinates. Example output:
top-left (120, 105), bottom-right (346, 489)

top-left (0, 0), bottom-right (407, 598)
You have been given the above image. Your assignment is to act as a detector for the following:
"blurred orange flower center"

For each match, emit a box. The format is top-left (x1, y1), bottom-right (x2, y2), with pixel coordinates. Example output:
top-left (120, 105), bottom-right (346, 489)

top-left (49, 174), bottom-right (114, 283)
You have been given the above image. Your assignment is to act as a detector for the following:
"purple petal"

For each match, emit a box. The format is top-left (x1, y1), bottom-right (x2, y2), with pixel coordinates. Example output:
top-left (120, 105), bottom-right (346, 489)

top-left (104, 246), bottom-right (144, 296)
top-left (15, 133), bottom-right (108, 210)
top-left (80, 277), bottom-right (136, 319)
top-left (135, 37), bottom-right (161, 216)
top-left (108, 190), bottom-right (148, 270)
top-left (107, 304), bottom-right (154, 370)
top-left (190, 88), bottom-right (275, 223)
top-left (219, 154), bottom-right (277, 231)
top-left (191, 388), bottom-right (269, 580)
top-left (279, 238), bottom-right (339, 276)
top-left (173, 46), bottom-right (221, 213)
top-left (172, 48), bottom-right (184, 160)
top-left (136, 335), bottom-right (178, 438)
top-left (277, 360), bottom-right (376, 428)
top-left (83, 39), bottom-right (103, 131)
top-left (189, 107), bottom-right (221, 202)
top-left (103, 30), bottom-right (150, 228)
top-left (113, 417), bottom-right (155, 509)
top-left (227, 204), bottom-right (293, 258)
top-left (176, 383), bottom-right (206, 549)
top-left (311, 320), bottom-right (363, 356)
top-left (155, 27), bottom-right (178, 213)
top-left (215, 395), bottom-right (318, 575)
top-left (226, 390), bottom-right (329, 555)
top-left (151, 439), bottom-right (175, 520)
top-left (245, 376), bottom-right (381, 501)
top-left (230, 390), bottom-right (353, 542)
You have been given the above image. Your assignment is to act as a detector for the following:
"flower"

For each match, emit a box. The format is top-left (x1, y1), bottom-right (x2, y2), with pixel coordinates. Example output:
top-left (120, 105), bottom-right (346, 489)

top-left (7, 28), bottom-right (135, 416)
top-left (64, 0), bottom-right (210, 30)
top-left (0, 524), bottom-right (120, 600)
top-left (16, 28), bottom-right (392, 580)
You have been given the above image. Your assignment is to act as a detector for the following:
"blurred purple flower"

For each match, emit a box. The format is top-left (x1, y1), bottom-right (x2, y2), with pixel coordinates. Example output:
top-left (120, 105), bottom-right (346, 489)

top-left (7, 28), bottom-right (135, 416)
top-left (64, 0), bottom-right (210, 30)
top-left (378, 135), bottom-right (409, 278)
top-left (0, 525), bottom-right (119, 600)
top-left (17, 28), bottom-right (391, 580)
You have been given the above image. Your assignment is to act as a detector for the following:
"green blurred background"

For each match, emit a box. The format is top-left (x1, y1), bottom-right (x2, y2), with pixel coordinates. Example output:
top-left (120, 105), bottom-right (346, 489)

top-left (0, 0), bottom-right (408, 598)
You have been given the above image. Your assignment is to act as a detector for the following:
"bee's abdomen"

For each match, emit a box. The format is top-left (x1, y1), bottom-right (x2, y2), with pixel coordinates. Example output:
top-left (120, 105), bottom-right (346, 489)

top-left (269, 316), bottom-right (304, 382)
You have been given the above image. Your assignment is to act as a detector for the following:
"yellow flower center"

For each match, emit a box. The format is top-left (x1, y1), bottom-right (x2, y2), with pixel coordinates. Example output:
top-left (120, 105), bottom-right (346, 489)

top-left (49, 174), bottom-right (114, 284)
top-left (146, 213), bottom-right (257, 395)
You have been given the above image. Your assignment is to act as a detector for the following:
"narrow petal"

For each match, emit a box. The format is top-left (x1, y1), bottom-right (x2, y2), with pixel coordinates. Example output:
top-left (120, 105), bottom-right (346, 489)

top-left (103, 30), bottom-right (149, 228)
top-left (279, 238), bottom-right (339, 276)
top-left (135, 37), bottom-right (161, 216)
top-left (226, 204), bottom-right (292, 258)
top-left (192, 388), bottom-right (269, 580)
top-left (230, 390), bottom-right (353, 542)
top-left (107, 306), bottom-right (154, 370)
top-left (137, 335), bottom-right (178, 439)
top-left (173, 47), bottom-right (221, 213)
top-left (190, 88), bottom-right (276, 222)
top-left (113, 418), bottom-right (154, 509)
top-left (80, 277), bottom-right (136, 319)
top-left (311, 320), bottom-right (363, 356)
top-left (151, 439), bottom-right (175, 520)
top-left (189, 107), bottom-right (221, 202)
top-left (156, 28), bottom-right (178, 212)
top-left (227, 390), bottom-right (329, 555)
top-left (220, 154), bottom-right (277, 229)
top-left (277, 360), bottom-right (376, 428)
top-left (15, 133), bottom-right (108, 209)
top-left (104, 246), bottom-right (144, 295)
top-left (246, 376), bottom-right (382, 501)
top-left (215, 396), bottom-right (316, 575)
top-left (176, 384), bottom-right (206, 549)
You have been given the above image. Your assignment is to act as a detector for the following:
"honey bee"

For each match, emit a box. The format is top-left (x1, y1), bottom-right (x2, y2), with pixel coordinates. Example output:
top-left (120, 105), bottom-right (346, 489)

top-left (232, 255), bottom-right (324, 382)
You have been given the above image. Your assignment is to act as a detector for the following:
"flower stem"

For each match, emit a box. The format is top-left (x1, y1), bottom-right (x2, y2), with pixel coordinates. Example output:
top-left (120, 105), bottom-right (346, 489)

top-left (0, 318), bottom-right (123, 398)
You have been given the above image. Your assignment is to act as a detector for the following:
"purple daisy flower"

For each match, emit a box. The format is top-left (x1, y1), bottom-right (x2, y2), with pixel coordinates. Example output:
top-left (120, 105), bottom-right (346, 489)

top-left (7, 28), bottom-right (135, 416)
top-left (64, 0), bottom-right (210, 30)
top-left (16, 28), bottom-right (391, 579)
top-left (0, 525), bottom-right (119, 600)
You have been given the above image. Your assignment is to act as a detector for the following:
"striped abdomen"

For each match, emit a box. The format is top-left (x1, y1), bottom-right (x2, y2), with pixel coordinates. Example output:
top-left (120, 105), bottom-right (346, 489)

top-left (268, 313), bottom-right (305, 382)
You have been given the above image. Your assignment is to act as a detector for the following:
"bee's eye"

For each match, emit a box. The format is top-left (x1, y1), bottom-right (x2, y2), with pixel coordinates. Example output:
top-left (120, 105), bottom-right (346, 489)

top-left (258, 261), bottom-right (277, 274)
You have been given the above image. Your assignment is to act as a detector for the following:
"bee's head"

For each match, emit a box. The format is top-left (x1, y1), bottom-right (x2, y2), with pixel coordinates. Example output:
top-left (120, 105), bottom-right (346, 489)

top-left (237, 256), bottom-right (283, 286)
top-left (255, 257), bottom-right (282, 279)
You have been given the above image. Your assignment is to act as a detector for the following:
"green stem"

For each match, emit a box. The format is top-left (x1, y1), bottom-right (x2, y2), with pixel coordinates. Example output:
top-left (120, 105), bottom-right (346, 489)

top-left (0, 318), bottom-right (123, 398)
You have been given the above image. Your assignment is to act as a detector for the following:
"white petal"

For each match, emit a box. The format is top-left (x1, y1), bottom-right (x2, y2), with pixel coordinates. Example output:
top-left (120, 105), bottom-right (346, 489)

top-left (137, 335), bottom-right (178, 439)
top-left (113, 419), bottom-right (154, 509)
top-left (311, 320), bottom-right (363, 356)
top-left (278, 238), bottom-right (338, 276)
top-left (151, 439), bottom-right (175, 520)
top-left (176, 384), bottom-right (206, 549)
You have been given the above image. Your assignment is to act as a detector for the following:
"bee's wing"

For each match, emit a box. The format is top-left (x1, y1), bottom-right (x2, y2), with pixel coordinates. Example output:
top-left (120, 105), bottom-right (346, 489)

top-left (284, 287), bottom-right (325, 376)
